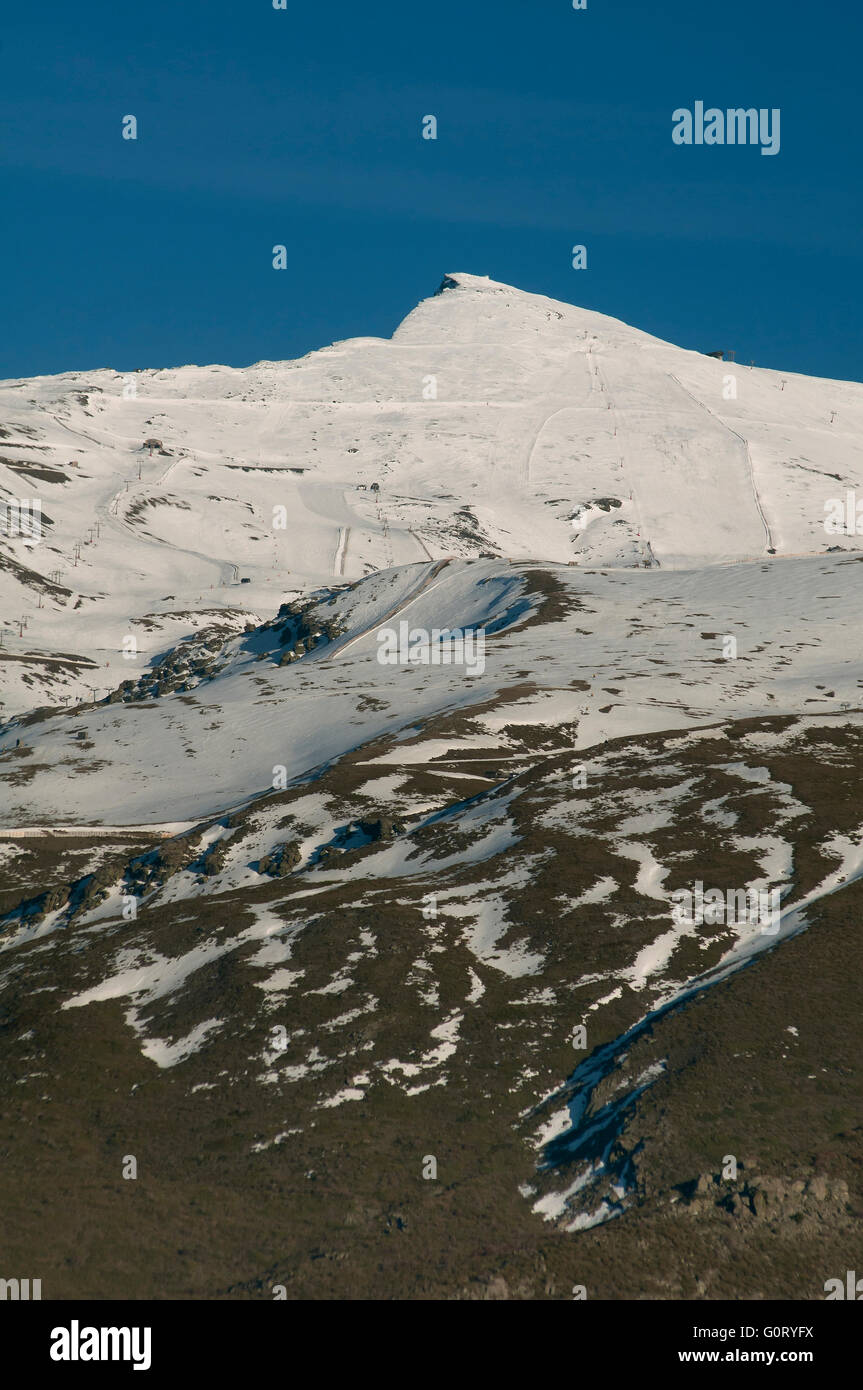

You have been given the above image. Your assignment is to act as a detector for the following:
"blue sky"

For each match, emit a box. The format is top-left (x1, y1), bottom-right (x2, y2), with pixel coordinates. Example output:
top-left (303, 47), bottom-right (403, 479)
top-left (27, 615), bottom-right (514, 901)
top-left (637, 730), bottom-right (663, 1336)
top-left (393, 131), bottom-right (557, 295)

top-left (2, 0), bottom-right (859, 381)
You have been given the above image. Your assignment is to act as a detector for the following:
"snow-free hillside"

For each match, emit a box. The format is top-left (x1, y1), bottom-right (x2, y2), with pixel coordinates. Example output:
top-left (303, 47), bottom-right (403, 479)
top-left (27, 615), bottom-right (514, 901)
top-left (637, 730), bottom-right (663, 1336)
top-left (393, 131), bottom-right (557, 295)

top-left (1, 272), bottom-right (861, 716)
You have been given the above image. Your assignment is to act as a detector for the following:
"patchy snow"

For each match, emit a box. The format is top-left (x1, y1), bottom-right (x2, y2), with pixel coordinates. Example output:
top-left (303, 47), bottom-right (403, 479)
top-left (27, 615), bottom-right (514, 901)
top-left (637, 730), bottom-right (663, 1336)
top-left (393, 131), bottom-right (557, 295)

top-left (4, 270), bottom-right (863, 1251)
top-left (140, 1018), bottom-right (223, 1069)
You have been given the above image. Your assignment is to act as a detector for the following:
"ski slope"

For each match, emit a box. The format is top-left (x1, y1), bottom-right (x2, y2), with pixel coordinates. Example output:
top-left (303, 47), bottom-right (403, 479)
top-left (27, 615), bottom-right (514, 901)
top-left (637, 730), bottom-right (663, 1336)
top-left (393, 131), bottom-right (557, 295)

top-left (1, 272), bottom-right (861, 717)
top-left (0, 270), bottom-right (861, 826)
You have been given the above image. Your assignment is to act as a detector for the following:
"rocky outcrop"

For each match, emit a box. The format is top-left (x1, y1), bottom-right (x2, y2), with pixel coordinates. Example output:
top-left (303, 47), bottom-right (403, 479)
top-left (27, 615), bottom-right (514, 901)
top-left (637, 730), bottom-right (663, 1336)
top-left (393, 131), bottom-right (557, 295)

top-left (358, 816), bottom-right (405, 841)
top-left (257, 842), bottom-right (301, 877)
top-left (673, 1161), bottom-right (849, 1225)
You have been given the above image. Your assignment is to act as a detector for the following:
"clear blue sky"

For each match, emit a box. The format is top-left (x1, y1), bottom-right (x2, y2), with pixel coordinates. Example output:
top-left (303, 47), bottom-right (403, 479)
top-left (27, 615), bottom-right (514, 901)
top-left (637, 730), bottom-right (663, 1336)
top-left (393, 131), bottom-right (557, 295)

top-left (2, 0), bottom-right (859, 381)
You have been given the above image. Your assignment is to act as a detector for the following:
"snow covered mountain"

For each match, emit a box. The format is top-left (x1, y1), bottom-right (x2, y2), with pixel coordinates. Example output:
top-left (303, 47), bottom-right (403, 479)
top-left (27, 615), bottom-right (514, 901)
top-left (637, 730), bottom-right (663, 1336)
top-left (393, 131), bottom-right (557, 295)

top-left (1, 271), bottom-right (860, 717)
top-left (1, 274), bottom-right (861, 1300)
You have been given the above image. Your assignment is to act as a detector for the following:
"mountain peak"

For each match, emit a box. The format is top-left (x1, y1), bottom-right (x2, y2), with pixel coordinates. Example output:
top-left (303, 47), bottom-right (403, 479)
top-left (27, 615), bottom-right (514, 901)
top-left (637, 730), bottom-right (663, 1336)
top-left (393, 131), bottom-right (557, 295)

top-left (434, 271), bottom-right (497, 295)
